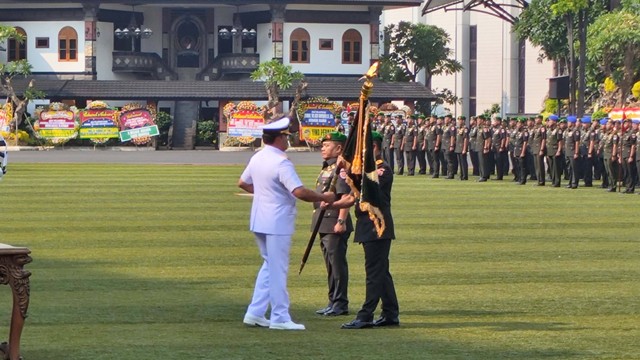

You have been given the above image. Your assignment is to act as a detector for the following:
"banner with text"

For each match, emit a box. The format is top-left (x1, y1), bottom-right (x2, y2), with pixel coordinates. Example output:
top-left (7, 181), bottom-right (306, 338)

top-left (228, 110), bottom-right (264, 138)
top-left (299, 103), bottom-right (336, 142)
top-left (37, 110), bottom-right (77, 138)
top-left (119, 108), bottom-right (157, 142)
top-left (79, 109), bottom-right (119, 139)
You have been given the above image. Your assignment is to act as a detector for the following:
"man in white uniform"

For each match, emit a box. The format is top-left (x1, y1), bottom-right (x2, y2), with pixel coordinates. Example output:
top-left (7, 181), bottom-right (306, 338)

top-left (238, 117), bottom-right (336, 330)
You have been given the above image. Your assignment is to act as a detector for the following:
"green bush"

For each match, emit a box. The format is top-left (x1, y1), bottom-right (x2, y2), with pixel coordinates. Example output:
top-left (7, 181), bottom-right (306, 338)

top-left (196, 120), bottom-right (218, 147)
top-left (155, 112), bottom-right (173, 147)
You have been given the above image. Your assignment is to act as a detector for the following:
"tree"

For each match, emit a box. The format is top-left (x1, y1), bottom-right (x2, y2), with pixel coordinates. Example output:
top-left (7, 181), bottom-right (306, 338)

top-left (0, 24), bottom-right (43, 128)
top-left (587, 7), bottom-right (640, 107)
top-left (381, 21), bottom-right (462, 87)
top-left (250, 59), bottom-right (306, 121)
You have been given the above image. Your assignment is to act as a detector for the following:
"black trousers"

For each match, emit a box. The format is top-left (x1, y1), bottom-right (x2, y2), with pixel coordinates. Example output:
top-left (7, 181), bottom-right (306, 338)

top-left (383, 146), bottom-right (394, 173)
top-left (511, 151), bottom-right (520, 181)
top-left (417, 149), bottom-right (427, 174)
top-left (622, 158), bottom-right (637, 192)
top-left (582, 155), bottom-right (594, 186)
top-left (470, 150), bottom-right (479, 176)
top-left (439, 149), bottom-right (447, 176)
top-left (320, 233), bottom-right (350, 312)
top-left (492, 150), bottom-right (507, 180)
top-left (356, 239), bottom-right (399, 322)
top-left (598, 157), bottom-right (609, 187)
top-left (547, 154), bottom-right (562, 186)
top-left (456, 152), bottom-right (468, 180)
top-left (395, 147), bottom-right (404, 175)
top-left (431, 149), bottom-right (441, 177)
top-left (405, 150), bottom-right (417, 175)
top-left (516, 156), bottom-right (528, 184)
top-left (526, 151), bottom-right (536, 179)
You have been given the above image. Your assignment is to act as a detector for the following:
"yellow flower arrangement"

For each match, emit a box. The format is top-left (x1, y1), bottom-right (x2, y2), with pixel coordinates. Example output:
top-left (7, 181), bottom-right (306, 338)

top-left (604, 77), bottom-right (617, 93)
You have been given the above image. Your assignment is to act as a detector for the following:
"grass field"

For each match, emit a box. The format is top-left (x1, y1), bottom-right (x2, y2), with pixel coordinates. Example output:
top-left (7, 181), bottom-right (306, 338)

top-left (0, 163), bottom-right (638, 360)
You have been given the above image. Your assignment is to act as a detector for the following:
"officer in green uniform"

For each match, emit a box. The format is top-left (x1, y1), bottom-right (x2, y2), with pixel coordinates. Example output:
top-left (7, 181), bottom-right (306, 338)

top-left (490, 116), bottom-right (507, 180)
top-left (596, 118), bottom-right (609, 188)
top-left (382, 115), bottom-right (395, 173)
top-left (526, 117), bottom-right (537, 180)
top-left (508, 117), bottom-right (519, 181)
top-left (477, 115), bottom-right (491, 182)
top-left (579, 116), bottom-right (596, 187)
top-left (425, 116), bottom-right (436, 175)
top-left (469, 116), bottom-right (479, 176)
top-left (620, 118), bottom-right (637, 193)
top-left (564, 116), bottom-right (581, 189)
top-left (392, 115), bottom-right (405, 175)
top-left (546, 115), bottom-right (564, 187)
top-left (602, 120), bottom-right (620, 192)
top-left (402, 115), bottom-right (418, 176)
top-left (530, 115), bottom-right (547, 186)
top-left (443, 115), bottom-right (456, 179)
top-left (454, 116), bottom-right (469, 180)
top-left (513, 117), bottom-right (529, 184)
top-left (313, 132), bottom-right (353, 316)
top-left (432, 117), bottom-right (444, 178)
top-left (416, 115), bottom-right (428, 175)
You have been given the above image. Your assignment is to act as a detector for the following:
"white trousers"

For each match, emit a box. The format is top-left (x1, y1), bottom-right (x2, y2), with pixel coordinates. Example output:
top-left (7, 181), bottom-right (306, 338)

top-left (246, 233), bottom-right (292, 324)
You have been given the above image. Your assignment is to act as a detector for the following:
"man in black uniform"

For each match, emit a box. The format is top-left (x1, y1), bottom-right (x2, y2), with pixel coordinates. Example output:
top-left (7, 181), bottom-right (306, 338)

top-left (403, 115), bottom-right (418, 176)
top-left (336, 131), bottom-right (399, 329)
top-left (454, 116), bottom-right (469, 180)
top-left (313, 132), bottom-right (353, 316)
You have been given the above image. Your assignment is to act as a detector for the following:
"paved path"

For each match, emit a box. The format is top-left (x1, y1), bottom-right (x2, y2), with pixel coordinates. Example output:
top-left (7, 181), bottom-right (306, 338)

top-left (8, 149), bottom-right (320, 166)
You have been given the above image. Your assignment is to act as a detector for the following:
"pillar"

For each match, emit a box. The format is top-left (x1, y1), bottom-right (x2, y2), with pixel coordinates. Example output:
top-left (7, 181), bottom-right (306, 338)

top-left (83, 3), bottom-right (98, 80)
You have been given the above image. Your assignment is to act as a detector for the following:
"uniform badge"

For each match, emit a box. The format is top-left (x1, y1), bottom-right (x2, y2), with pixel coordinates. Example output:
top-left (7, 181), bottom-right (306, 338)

top-left (339, 168), bottom-right (347, 179)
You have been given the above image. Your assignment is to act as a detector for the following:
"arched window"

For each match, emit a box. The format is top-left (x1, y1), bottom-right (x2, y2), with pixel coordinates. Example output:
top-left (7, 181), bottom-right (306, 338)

top-left (342, 29), bottom-right (362, 64)
top-left (290, 28), bottom-right (310, 63)
top-left (58, 27), bottom-right (78, 62)
top-left (8, 27), bottom-right (27, 62)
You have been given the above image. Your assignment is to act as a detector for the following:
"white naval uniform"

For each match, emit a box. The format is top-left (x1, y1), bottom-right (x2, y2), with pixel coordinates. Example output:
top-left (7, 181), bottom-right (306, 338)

top-left (240, 145), bottom-right (303, 324)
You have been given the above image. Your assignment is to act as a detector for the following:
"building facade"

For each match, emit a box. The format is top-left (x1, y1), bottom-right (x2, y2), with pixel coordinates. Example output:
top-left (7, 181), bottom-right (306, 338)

top-left (1, 0), bottom-right (433, 148)
top-left (382, 2), bottom-right (554, 117)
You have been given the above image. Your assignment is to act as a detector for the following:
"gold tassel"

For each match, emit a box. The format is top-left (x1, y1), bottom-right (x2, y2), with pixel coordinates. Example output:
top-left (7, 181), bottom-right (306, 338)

top-left (359, 201), bottom-right (386, 238)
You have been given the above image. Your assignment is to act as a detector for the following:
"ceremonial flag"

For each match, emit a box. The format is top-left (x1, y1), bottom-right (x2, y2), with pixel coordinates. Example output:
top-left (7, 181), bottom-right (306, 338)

top-left (342, 63), bottom-right (385, 237)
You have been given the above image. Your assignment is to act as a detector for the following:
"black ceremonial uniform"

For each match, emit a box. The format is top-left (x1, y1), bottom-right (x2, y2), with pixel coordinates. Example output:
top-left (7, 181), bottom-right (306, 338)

top-left (352, 159), bottom-right (398, 324)
top-left (312, 158), bottom-right (354, 314)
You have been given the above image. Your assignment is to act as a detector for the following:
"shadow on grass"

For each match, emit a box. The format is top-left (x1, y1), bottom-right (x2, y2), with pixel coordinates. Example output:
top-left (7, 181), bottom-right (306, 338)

top-left (20, 258), bottom-right (592, 360)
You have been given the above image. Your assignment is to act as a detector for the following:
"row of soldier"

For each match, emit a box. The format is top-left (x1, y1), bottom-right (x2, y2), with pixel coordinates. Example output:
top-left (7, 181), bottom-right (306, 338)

top-left (344, 112), bottom-right (640, 193)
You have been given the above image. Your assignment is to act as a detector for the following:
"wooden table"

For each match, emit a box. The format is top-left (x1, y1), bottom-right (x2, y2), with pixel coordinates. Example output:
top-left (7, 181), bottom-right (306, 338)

top-left (0, 244), bottom-right (31, 360)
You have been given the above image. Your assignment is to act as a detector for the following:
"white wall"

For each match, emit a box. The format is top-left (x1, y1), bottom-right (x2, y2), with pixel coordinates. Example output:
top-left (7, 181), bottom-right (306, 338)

top-left (256, 23), bottom-right (273, 61)
top-left (139, 6), bottom-right (163, 55)
top-left (525, 41), bottom-right (554, 113)
top-left (1, 21), bottom-right (85, 73)
top-left (283, 23), bottom-right (370, 75)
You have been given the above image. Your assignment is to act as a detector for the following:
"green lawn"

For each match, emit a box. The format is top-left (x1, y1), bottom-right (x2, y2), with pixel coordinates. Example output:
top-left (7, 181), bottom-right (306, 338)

top-left (0, 163), bottom-right (638, 359)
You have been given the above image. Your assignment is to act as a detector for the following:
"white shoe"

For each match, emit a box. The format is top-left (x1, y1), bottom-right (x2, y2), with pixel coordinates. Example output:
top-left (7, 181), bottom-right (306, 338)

top-left (243, 314), bottom-right (270, 327)
top-left (269, 321), bottom-right (306, 330)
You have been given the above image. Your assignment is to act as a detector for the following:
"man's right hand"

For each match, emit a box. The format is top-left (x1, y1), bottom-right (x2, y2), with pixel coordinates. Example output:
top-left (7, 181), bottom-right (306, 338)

top-left (322, 192), bottom-right (336, 204)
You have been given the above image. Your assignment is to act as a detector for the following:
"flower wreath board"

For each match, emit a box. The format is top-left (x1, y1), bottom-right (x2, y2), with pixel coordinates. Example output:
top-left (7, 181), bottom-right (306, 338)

top-left (118, 103), bottom-right (159, 145)
top-left (297, 98), bottom-right (340, 147)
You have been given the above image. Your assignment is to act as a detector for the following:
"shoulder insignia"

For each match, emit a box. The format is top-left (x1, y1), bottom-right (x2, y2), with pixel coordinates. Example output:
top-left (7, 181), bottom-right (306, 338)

top-left (339, 168), bottom-right (347, 179)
